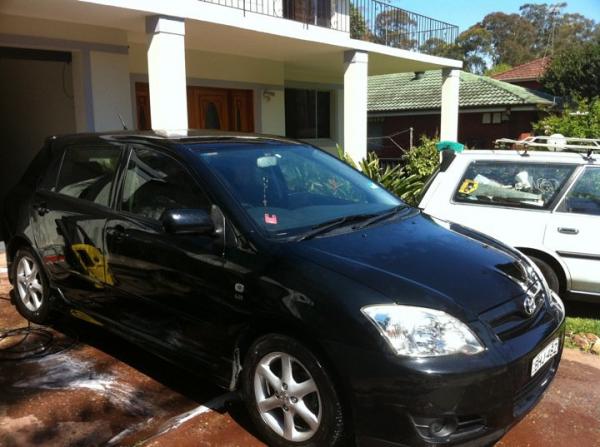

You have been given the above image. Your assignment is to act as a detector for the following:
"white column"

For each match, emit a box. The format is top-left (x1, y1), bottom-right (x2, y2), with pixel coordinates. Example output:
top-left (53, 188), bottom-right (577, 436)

top-left (440, 68), bottom-right (460, 142)
top-left (343, 50), bottom-right (368, 163)
top-left (146, 15), bottom-right (188, 130)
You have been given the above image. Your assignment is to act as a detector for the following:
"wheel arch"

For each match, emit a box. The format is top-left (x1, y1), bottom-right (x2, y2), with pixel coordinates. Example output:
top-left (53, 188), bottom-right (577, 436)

top-left (232, 317), bottom-right (355, 433)
top-left (515, 246), bottom-right (569, 293)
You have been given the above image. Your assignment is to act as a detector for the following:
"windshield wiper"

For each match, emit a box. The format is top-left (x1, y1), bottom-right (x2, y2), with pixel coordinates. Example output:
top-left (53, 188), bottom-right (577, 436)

top-left (295, 213), bottom-right (378, 241)
top-left (352, 205), bottom-right (408, 230)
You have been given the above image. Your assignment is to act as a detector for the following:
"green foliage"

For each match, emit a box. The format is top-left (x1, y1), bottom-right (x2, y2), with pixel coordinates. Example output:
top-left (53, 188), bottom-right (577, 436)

top-left (402, 136), bottom-right (439, 178)
top-left (337, 137), bottom-right (440, 206)
top-left (484, 63), bottom-right (513, 77)
top-left (433, 3), bottom-right (599, 74)
top-left (532, 99), bottom-right (600, 138)
top-left (349, 4), bottom-right (368, 39)
top-left (541, 41), bottom-right (600, 100)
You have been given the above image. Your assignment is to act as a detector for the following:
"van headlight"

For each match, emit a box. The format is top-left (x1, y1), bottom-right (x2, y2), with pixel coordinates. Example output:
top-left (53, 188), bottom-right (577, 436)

top-left (362, 305), bottom-right (485, 357)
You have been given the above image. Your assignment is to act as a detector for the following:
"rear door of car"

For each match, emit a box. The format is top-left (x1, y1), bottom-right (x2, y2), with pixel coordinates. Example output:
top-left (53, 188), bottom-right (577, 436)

top-left (31, 139), bottom-right (125, 307)
top-left (545, 166), bottom-right (600, 295)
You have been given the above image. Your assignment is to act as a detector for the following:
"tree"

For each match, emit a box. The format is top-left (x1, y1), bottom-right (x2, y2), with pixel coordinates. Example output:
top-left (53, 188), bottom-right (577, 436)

top-left (541, 40), bottom-right (600, 100)
top-left (349, 4), bottom-right (368, 40)
top-left (374, 9), bottom-right (417, 50)
top-left (481, 12), bottom-right (537, 66)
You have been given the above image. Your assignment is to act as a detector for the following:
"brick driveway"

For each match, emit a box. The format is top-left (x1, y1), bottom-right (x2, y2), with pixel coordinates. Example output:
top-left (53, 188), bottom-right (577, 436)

top-left (1, 267), bottom-right (599, 447)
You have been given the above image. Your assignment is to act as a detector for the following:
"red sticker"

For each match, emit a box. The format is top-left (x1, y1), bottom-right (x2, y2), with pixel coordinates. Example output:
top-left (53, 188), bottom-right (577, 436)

top-left (264, 213), bottom-right (278, 224)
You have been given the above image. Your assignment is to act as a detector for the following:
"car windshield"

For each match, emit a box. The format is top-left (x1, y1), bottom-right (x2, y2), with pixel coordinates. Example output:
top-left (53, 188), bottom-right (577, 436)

top-left (193, 143), bottom-right (401, 237)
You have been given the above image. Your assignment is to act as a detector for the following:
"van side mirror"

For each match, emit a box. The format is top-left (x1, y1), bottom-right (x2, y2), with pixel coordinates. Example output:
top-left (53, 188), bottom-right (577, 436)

top-left (161, 209), bottom-right (215, 235)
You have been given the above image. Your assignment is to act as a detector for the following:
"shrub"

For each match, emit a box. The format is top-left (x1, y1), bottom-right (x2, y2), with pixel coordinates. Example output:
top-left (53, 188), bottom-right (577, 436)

top-left (338, 137), bottom-right (439, 206)
top-left (532, 99), bottom-right (600, 138)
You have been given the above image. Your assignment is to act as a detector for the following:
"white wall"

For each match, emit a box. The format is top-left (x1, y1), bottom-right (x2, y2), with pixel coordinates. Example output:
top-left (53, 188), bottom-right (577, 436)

top-left (260, 89), bottom-right (285, 135)
top-left (0, 57), bottom-right (76, 208)
top-left (89, 51), bottom-right (133, 131)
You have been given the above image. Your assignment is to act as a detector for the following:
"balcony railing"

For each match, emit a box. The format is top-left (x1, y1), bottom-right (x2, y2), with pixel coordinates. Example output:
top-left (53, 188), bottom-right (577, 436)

top-left (197, 1), bottom-right (458, 54)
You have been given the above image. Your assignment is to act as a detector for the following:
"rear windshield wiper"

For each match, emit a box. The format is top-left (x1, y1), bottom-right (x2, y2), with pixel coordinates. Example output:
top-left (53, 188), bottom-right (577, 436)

top-left (352, 205), bottom-right (408, 230)
top-left (295, 213), bottom-right (378, 241)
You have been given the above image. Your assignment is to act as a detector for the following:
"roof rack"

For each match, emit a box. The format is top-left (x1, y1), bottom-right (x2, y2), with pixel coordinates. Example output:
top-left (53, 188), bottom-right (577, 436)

top-left (495, 134), bottom-right (600, 154)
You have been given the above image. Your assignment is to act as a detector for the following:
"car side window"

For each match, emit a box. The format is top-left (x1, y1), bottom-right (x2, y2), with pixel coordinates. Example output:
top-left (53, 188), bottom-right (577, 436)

top-left (55, 145), bottom-right (122, 207)
top-left (120, 146), bottom-right (209, 221)
top-left (453, 161), bottom-right (575, 210)
top-left (560, 168), bottom-right (600, 216)
top-left (38, 154), bottom-right (62, 192)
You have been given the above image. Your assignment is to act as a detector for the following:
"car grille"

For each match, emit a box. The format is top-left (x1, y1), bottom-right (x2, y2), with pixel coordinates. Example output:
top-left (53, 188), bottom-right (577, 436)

top-left (479, 280), bottom-right (548, 341)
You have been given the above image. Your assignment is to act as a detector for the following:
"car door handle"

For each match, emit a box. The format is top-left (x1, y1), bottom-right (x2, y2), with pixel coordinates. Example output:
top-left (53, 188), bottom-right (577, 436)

top-left (558, 227), bottom-right (579, 235)
top-left (32, 202), bottom-right (49, 216)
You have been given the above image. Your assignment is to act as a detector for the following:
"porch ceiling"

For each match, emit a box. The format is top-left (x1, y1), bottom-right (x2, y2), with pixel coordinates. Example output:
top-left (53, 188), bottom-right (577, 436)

top-left (1, 0), bottom-right (461, 78)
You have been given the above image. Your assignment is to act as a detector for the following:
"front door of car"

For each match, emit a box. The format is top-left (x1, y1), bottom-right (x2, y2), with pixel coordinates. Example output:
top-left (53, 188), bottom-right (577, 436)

top-left (104, 145), bottom-right (243, 372)
top-left (31, 142), bottom-right (124, 308)
top-left (545, 166), bottom-right (600, 294)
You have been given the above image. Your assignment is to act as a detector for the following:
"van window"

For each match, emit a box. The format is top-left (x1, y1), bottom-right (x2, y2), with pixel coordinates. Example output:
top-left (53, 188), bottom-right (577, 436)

top-left (454, 161), bottom-right (575, 209)
top-left (55, 145), bottom-right (122, 206)
top-left (560, 168), bottom-right (600, 216)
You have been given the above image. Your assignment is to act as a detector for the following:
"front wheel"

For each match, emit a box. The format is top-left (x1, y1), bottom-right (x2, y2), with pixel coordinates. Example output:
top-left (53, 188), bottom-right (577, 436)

top-left (529, 256), bottom-right (560, 294)
top-left (242, 334), bottom-right (345, 447)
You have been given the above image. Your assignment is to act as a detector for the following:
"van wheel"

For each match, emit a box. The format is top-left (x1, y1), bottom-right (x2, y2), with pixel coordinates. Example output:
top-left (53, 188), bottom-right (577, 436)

top-left (529, 256), bottom-right (560, 294)
top-left (242, 334), bottom-right (345, 447)
top-left (11, 247), bottom-right (53, 324)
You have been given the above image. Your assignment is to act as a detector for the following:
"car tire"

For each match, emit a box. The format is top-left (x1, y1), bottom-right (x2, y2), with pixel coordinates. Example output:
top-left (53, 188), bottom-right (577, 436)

top-left (241, 334), bottom-right (345, 447)
top-left (529, 256), bottom-right (560, 294)
top-left (11, 247), bottom-right (53, 324)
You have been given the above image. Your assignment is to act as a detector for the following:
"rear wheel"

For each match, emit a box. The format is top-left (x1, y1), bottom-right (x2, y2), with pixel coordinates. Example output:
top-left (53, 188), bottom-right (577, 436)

top-left (242, 334), bottom-right (345, 447)
top-left (11, 247), bottom-right (53, 324)
top-left (529, 256), bottom-right (560, 294)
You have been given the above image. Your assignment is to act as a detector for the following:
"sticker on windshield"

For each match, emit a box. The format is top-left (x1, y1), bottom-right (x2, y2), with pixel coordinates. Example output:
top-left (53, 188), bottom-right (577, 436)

top-left (459, 179), bottom-right (479, 194)
top-left (264, 213), bottom-right (278, 225)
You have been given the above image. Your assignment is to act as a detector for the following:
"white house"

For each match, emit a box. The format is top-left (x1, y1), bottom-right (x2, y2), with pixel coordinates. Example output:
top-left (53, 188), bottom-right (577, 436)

top-left (0, 0), bottom-right (461, 207)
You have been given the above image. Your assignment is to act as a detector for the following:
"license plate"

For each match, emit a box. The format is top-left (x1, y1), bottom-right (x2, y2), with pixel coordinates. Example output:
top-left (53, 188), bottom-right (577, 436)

top-left (531, 338), bottom-right (560, 377)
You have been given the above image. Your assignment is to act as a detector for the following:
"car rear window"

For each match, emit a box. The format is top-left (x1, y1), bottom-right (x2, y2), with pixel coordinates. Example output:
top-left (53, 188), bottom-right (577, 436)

top-left (454, 161), bottom-right (576, 209)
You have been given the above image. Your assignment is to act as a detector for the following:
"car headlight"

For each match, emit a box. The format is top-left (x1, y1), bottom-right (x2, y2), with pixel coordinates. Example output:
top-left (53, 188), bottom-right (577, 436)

top-left (362, 305), bottom-right (485, 357)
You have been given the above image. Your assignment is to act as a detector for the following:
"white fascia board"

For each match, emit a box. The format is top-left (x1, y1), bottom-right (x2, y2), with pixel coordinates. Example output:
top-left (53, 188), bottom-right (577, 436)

top-left (81, 0), bottom-right (462, 69)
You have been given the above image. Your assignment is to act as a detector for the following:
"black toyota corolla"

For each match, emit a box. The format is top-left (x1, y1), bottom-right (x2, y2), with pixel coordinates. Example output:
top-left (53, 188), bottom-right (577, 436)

top-left (2, 131), bottom-right (565, 447)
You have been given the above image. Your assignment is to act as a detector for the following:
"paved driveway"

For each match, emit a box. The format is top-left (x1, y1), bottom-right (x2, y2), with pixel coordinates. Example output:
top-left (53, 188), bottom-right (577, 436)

top-left (1, 270), bottom-right (599, 447)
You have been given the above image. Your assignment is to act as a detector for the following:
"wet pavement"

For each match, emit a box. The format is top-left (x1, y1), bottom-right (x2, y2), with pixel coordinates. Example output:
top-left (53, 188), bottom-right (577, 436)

top-left (1, 266), bottom-right (599, 447)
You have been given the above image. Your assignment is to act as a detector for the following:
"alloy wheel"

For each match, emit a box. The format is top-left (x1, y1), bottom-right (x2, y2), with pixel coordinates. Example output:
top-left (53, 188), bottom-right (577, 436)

top-left (16, 255), bottom-right (44, 312)
top-left (253, 351), bottom-right (322, 442)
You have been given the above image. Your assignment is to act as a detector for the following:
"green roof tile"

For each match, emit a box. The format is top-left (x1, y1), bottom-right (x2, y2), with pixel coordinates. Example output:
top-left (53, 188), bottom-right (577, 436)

top-left (368, 70), bottom-right (556, 112)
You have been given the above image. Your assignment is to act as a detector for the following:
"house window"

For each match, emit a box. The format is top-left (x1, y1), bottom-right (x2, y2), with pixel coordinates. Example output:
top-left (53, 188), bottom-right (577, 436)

top-left (285, 88), bottom-right (331, 139)
top-left (482, 112), bottom-right (503, 124)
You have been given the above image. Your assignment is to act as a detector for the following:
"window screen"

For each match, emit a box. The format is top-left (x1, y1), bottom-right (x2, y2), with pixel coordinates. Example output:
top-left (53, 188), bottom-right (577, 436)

top-left (120, 146), bottom-right (208, 221)
top-left (285, 89), bottom-right (331, 139)
top-left (55, 145), bottom-right (122, 206)
top-left (454, 161), bottom-right (575, 209)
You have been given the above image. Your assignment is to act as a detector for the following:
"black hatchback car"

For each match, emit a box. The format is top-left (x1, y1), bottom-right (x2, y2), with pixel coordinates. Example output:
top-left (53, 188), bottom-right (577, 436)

top-left (3, 131), bottom-right (565, 447)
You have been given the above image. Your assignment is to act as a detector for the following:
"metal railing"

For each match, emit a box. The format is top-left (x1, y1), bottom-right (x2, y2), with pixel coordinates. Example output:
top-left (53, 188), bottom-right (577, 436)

top-left (197, 1), bottom-right (458, 53)
top-left (350, 0), bottom-right (458, 51)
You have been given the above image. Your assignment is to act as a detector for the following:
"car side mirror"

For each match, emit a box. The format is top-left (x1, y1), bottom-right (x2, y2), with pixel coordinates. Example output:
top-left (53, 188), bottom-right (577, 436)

top-left (161, 209), bottom-right (215, 235)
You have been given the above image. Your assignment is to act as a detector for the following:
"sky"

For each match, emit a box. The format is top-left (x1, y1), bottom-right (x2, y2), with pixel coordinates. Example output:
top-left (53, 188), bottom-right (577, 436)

top-left (394, 0), bottom-right (600, 32)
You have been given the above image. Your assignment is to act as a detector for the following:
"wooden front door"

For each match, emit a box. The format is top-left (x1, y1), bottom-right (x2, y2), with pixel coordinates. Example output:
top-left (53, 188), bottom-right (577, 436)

top-left (135, 83), bottom-right (254, 132)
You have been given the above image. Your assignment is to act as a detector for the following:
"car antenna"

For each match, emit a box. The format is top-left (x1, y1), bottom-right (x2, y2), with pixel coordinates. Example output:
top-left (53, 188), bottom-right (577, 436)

top-left (117, 113), bottom-right (128, 130)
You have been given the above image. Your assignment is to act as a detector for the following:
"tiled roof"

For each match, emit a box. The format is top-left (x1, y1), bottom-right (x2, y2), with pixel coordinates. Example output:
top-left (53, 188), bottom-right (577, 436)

top-left (368, 70), bottom-right (555, 112)
top-left (492, 57), bottom-right (550, 81)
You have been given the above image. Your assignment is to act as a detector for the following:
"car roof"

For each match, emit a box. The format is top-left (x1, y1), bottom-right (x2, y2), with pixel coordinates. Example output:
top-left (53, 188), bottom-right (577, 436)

top-left (49, 129), bottom-right (303, 152)
top-left (456, 149), bottom-right (598, 165)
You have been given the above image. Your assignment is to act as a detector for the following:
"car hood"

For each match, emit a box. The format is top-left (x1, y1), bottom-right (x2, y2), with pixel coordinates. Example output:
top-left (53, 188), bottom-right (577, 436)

top-left (289, 209), bottom-right (529, 318)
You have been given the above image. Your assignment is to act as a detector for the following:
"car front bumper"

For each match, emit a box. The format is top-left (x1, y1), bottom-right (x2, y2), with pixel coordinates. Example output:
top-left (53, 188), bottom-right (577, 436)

top-left (324, 302), bottom-right (565, 447)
